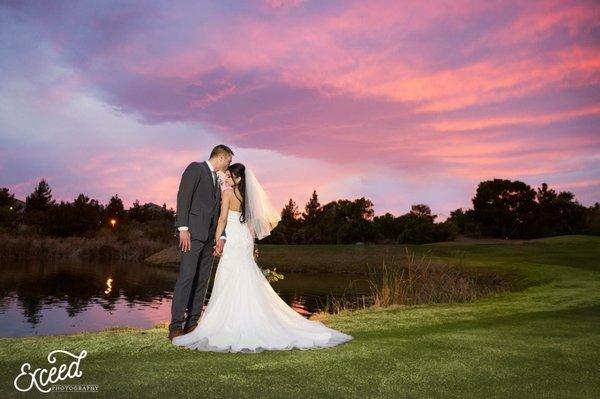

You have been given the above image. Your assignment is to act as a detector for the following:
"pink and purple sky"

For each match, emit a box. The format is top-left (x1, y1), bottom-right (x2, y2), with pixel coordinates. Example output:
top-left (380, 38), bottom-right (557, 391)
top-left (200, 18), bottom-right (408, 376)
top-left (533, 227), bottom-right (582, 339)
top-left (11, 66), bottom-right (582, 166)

top-left (1, 0), bottom-right (599, 221)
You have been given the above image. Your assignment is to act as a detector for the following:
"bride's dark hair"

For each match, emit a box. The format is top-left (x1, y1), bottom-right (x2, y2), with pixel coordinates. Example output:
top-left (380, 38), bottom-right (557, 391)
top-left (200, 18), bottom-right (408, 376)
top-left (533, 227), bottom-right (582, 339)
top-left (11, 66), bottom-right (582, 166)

top-left (227, 163), bottom-right (246, 223)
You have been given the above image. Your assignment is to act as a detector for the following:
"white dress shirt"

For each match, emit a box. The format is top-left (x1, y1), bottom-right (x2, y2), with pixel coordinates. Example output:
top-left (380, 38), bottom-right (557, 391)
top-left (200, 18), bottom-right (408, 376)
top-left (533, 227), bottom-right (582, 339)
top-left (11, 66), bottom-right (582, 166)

top-left (178, 160), bottom-right (226, 241)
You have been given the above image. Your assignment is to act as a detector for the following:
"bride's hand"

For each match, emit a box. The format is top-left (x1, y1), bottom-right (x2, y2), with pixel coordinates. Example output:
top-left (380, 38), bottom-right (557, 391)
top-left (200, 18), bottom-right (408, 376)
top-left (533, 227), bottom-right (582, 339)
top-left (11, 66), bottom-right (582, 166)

top-left (213, 238), bottom-right (225, 256)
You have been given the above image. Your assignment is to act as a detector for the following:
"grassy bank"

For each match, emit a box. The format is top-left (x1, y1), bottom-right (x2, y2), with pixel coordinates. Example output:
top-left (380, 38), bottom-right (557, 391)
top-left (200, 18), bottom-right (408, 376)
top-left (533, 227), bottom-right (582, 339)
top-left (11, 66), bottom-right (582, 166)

top-left (1, 235), bottom-right (599, 398)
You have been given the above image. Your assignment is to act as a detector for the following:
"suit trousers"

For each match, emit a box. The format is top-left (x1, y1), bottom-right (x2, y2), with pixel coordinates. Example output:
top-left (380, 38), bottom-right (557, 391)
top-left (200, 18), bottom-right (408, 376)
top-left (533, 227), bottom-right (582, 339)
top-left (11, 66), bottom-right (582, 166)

top-left (169, 238), bottom-right (215, 332)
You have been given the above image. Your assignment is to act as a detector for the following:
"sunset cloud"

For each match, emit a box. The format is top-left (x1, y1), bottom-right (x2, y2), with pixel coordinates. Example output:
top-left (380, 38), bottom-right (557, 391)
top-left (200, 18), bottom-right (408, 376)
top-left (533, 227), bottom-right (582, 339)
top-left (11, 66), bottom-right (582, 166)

top-left (1, 0), bottom-right (598, 219)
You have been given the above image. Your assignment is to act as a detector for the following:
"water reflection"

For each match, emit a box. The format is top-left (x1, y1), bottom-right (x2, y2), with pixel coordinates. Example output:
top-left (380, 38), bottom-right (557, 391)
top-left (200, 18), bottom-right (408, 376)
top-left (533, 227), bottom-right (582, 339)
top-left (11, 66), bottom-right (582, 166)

top-left (104, 277), bottom-right (113, 295)
top-left (0, 260), bottom-right (372, 337)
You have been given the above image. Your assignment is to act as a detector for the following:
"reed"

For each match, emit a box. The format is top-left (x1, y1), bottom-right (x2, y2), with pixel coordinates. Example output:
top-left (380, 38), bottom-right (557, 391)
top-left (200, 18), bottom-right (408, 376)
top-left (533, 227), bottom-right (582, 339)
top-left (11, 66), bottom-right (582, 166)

top-left (0, 233), bottom-right (167, 262)
top-left (314, 247), bottom-right (506, 314)
top-left (370, 247), bottom-right (505, 307)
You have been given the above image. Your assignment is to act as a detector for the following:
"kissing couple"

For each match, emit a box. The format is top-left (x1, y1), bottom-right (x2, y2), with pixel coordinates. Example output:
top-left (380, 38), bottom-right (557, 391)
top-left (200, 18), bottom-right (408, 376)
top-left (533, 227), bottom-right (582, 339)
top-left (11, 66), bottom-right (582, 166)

top-left (168, 144), bottom-right (353, 353)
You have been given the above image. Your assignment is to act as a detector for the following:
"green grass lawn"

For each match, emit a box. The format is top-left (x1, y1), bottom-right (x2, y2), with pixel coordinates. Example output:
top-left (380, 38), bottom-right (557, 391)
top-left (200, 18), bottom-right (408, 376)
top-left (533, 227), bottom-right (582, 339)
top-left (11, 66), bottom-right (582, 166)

top-left (1, 235), bottom-right (599, 398)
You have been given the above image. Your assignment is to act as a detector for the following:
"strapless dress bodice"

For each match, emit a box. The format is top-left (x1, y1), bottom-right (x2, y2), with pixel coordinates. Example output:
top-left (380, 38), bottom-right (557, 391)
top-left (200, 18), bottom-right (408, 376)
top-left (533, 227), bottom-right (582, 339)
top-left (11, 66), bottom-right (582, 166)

top-left (227, 209), bottom-right (242, 222)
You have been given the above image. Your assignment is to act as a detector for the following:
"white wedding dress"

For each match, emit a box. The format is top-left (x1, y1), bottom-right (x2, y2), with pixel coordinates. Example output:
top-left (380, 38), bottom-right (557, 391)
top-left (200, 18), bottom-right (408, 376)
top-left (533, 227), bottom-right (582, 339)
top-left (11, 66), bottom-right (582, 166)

top-left (172, 209), bottom-right (354, 353)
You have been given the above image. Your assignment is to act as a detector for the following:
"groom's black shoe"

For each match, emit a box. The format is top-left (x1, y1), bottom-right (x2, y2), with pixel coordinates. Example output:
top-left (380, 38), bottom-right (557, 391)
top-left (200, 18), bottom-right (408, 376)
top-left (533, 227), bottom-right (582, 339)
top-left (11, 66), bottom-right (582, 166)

top-left (168, 328), bottom-right (184, 341)
top-left (183, 323), bottom-right (198, 334)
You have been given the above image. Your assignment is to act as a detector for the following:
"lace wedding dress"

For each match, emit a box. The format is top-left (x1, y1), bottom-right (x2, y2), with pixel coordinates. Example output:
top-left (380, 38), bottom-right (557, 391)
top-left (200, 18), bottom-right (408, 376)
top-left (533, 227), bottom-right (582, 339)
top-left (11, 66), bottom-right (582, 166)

top-left (172, 210), bottom-right (354, 353)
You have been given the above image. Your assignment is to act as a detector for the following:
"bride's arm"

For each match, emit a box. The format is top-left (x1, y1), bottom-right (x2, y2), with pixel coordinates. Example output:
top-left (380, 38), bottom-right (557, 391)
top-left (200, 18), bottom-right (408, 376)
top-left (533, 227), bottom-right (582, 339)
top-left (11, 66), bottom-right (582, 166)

top-left (214, 190), bottom-right (231, 243)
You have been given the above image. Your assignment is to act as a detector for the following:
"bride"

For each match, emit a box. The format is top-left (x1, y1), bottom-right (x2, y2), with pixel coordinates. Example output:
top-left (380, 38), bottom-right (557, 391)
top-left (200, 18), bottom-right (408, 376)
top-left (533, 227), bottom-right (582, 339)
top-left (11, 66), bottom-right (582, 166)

top-left (172, 163), bottom-right (354, 353)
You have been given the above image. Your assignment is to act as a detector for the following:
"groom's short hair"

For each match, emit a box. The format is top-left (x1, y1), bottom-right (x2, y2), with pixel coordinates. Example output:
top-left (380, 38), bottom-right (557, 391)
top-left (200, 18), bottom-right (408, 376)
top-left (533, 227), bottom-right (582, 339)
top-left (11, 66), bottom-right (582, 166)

top-left (210, 144), bottom-right (234, 158)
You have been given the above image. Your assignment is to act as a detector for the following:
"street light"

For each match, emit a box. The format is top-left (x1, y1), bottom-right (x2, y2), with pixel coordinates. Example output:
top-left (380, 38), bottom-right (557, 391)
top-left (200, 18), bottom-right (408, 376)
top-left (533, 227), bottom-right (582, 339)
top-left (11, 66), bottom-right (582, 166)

top-left (110, 218), bottom-right (117, 228)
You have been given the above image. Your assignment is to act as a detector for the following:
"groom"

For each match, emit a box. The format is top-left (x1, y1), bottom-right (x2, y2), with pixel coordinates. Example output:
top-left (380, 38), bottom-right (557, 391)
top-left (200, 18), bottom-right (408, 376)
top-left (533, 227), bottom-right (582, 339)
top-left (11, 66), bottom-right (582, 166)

top-left (168, 144), bottom-right (234, 341)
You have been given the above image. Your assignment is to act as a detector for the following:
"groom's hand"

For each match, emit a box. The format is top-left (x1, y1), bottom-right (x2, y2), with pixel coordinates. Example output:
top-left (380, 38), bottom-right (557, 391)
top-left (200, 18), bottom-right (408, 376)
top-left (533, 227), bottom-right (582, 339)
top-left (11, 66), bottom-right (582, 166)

top-left (179, 230), bottom-right (191, 252)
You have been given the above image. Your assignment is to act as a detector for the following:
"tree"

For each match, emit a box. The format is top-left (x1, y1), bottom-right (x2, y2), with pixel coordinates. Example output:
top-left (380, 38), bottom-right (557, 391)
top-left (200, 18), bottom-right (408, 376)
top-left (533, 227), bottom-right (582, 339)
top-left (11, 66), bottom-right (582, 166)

top-left (281, 199), bottom-right (301, 225)
top-left (264, 199), bottom-right (303, 244)
top-left (309, 197), bottom-right (376, 244)
top-left (447, 208), bottom-right (482, 238)
top-left (71, 194), bottom-right (103, 234)
top-left (336, 218), bottom-right (380, 244)
top-left (104, 194), bottom-right (126, 224)
top-left (410, 204), bottom-right (436, 221)
top-left (394, 203), bottom-right (457, 244)
top-left (499, 181), bottom-right (587, 238)
top-left (471, 179), bottom-right (537, 238)
top-left (0, 187), bottom-right (17, 208)
top-left (293, 191), bottom-right (325, 244)
top-left (43, 194), bottom-right (103, 237)
top-left (128, 200), bottom-right (175, 223)
top-left (302, 190), bottom-right (321, 223)
top-left (43, 200), bottom-right (72, 236)
top-left (0, 187), bottom-right (20, 230)
top-left (550, 190), bottom-right (587, 235)
top-left (586, 202), bottom-right (600, 235)
top-left (23, 179), bottom-right (56, 229)
top-left (25, 179), bottom-right (55, 211)
top-left (280, 198), bottom-right (303, 238)
top-left (373, 212), bottom-right (401, 242)
top-left (128, 200), bottom-right (145, 222)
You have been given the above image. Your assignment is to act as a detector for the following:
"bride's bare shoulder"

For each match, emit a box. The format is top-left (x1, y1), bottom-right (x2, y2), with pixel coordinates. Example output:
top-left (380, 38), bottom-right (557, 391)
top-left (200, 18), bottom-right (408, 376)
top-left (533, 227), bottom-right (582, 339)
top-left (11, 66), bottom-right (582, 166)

top-left (222, 188), bottom-right (234, 199)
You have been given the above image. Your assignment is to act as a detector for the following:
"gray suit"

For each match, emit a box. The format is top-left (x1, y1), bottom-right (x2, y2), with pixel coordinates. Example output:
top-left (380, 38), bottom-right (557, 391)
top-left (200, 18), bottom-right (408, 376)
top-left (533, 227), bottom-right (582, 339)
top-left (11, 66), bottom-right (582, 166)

top-left (169, 161), bottom-right (223, 332)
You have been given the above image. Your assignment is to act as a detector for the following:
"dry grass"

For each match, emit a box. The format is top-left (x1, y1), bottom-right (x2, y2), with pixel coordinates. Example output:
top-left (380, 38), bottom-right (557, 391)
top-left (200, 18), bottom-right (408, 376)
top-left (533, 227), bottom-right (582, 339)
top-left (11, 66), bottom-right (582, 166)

top-left (370, 247), bottom-right (506, 307)
top-left (0, 233), bottom-right (167, 262)
top-left (315, 247), bottom-right (506, 314)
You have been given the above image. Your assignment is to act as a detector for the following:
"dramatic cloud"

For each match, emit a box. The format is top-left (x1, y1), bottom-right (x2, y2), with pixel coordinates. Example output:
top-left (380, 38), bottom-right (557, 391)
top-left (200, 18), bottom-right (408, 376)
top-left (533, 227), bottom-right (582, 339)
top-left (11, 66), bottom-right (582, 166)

top-left (1, 0), bottom-right (598, 220)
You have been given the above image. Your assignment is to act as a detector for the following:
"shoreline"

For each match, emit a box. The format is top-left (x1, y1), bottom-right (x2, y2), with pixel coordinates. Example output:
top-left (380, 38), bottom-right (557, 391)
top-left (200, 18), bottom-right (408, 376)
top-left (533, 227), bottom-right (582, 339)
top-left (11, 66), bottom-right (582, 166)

top-left (2, 236), bottom-right (587, 341)
top-left (4, 236), bottom-right (585, 341)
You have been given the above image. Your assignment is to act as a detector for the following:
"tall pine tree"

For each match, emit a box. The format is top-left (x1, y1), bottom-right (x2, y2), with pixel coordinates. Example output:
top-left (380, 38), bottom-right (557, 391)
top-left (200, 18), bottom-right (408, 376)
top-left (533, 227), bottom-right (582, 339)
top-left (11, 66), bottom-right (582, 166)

top-left (23, 179), bottom-right (55, 230)
top-left (296, 190), bottom-right (324, 244)
top-left (25, 179), bottom-right (55, 211)
top-left (281, 198), bottom-right (301, 226)
top-left (302, 190), bottom-right (321, 224)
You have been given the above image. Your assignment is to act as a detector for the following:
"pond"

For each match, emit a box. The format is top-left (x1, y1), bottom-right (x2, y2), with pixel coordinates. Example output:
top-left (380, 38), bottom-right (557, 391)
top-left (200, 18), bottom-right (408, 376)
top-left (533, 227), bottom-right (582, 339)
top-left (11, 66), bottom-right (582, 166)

top-left (0, 260), bottom-right (373, 337)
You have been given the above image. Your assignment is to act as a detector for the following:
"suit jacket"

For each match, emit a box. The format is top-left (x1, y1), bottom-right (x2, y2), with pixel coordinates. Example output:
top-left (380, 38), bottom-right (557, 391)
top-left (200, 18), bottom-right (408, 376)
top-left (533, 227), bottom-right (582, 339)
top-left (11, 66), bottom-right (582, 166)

top-left (174, 161), bottom-right (223, 242)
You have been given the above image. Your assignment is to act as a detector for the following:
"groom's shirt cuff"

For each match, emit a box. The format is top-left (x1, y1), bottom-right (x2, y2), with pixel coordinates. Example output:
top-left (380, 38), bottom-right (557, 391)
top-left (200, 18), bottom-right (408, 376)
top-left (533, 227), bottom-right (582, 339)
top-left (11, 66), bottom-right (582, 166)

top-left (177, 228), bottom-right (224, 239)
